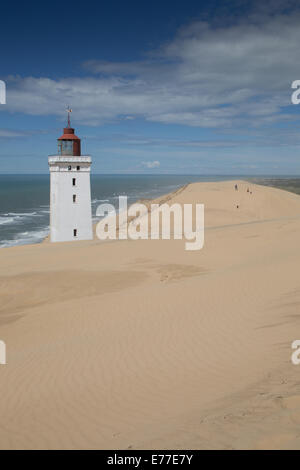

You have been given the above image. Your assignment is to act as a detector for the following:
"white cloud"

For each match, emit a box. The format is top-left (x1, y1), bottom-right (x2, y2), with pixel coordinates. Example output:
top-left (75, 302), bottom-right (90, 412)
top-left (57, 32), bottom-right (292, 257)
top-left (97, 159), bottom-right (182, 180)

top-left (142, 160), bottom-right (160, 169)
top-left (2, 9), bottom-right (300, 129)
top-left (0, 129), bottom-right (36, 138)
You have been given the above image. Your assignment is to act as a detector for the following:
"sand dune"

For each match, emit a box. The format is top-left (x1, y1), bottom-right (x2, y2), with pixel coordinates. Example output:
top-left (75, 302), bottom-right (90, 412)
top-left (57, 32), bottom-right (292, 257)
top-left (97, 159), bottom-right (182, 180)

top-left (1, 180), bottom-right (300, 449)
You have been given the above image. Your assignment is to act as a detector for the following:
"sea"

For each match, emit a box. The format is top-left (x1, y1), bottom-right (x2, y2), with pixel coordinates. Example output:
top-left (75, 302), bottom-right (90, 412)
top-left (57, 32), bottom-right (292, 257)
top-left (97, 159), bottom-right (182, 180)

top-left (0, 174), bottom-right (299, 248)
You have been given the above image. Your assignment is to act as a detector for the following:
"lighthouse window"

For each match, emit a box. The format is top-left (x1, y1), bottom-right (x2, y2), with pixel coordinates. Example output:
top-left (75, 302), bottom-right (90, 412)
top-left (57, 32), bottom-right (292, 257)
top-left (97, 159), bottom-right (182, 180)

top-left (61, 140), bottom-right (73, 156)
top-left (73, 194), bottom-right (76, 203)
top-left (76, 166), bottom-right (80, 171)
top-left (72, 178), bottom-right (76, 186)
top-left (73, 229), bottom-right (77, 237)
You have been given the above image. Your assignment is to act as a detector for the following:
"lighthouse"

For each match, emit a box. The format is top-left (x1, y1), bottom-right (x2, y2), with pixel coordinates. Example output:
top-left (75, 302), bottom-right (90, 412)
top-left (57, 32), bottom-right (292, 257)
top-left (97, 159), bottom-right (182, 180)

top-left (48, 109), bottom-right (93, 243)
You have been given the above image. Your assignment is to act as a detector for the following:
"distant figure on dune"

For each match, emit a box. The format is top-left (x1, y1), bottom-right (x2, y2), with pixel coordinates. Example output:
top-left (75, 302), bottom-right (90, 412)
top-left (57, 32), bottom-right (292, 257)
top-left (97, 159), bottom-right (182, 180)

top-left (235, 184), bottom-right (238, 191)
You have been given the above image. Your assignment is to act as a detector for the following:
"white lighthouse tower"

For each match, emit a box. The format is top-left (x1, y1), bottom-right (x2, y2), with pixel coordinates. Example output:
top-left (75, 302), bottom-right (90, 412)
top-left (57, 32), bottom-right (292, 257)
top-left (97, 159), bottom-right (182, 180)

top-left (48, 109), bottom-right (93, 243)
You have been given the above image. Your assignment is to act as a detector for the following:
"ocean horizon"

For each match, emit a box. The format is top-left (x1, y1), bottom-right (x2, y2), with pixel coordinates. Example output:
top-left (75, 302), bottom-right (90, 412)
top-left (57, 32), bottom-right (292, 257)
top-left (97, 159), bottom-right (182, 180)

top-left (1, 174), bottom-right (300, 248)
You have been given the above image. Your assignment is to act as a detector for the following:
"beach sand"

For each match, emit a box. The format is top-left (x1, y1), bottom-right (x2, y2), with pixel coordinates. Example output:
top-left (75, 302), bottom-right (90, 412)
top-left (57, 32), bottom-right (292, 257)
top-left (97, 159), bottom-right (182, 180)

top-left (1, 180), bottom-right (300, 449)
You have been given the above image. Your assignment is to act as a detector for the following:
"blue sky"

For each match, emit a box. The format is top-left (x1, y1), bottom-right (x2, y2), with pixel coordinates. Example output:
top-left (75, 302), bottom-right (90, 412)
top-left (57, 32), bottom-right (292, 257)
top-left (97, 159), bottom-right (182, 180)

top-left (1, 0), bottom-right (300, 174)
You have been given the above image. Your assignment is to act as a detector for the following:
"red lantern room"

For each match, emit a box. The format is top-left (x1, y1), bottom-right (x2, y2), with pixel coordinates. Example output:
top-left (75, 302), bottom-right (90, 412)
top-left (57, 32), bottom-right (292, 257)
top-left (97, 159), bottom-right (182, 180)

top-left (58, 108), bottom-right (81, 156)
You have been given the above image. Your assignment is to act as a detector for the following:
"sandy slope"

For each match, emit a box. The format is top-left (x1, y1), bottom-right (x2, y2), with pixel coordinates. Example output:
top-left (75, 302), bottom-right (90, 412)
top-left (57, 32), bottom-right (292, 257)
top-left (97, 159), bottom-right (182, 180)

top-left (1, 180), bottom-right (300, 449)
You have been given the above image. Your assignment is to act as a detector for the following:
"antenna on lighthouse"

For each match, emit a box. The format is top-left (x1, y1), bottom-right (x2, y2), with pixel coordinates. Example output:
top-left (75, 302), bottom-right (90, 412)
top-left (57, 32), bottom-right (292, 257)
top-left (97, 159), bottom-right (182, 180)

top-left (66, 106), bottom-right (72, 128)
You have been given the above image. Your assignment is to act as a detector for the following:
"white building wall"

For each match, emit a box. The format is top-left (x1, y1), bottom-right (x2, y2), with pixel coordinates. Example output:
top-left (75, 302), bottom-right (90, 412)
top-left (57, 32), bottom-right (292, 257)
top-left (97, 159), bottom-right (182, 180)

top-left (49, 156), bottom-right (93, 243)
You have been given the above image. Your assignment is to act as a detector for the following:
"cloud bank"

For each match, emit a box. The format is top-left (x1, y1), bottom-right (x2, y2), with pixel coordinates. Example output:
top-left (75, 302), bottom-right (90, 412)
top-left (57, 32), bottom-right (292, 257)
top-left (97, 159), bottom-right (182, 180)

top-left (2, 8), bottom-right (300, 130)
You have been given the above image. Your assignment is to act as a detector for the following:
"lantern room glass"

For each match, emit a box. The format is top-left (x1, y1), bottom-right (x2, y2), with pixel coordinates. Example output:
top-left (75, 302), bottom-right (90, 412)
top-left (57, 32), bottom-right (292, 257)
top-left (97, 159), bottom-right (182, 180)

top-left (58, 140), bottom-right (74, 156)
